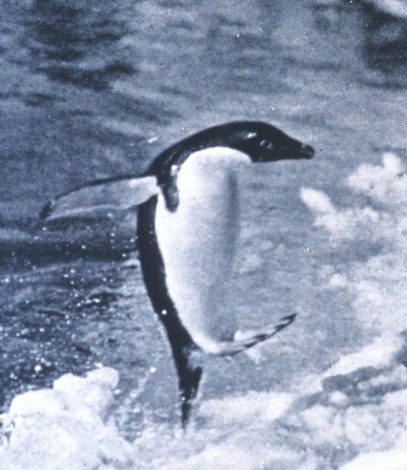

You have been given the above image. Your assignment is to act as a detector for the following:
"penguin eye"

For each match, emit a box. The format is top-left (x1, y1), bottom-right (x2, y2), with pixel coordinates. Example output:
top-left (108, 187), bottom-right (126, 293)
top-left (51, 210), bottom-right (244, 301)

top-left (259, 139), bottom-right (273, 150)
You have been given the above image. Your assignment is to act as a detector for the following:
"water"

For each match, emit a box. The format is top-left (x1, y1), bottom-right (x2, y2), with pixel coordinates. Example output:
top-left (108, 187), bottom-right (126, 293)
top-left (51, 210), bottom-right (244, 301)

top-left (0, 0), bottom-right (406, 444)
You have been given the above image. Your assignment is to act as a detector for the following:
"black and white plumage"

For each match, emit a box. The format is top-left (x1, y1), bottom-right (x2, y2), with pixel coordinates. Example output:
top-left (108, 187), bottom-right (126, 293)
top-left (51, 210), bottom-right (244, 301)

top-left (41, 121), bottom-right (314, 427)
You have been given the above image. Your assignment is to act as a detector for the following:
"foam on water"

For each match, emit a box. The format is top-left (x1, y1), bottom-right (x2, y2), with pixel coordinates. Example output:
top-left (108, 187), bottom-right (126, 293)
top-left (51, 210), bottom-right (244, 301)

top-left (1, 154), bottom-right (406, 468)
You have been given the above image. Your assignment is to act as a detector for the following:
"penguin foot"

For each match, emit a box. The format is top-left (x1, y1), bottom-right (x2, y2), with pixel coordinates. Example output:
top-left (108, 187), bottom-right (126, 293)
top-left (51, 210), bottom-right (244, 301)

top-left (213, 313), bottom-right (297, 357)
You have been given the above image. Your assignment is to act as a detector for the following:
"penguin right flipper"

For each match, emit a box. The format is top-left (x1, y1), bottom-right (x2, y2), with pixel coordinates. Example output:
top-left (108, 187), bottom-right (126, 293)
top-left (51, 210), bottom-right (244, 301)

top-left (212, 314), bottom-right (296, 357)
top-left (40, 175), bottom-right (159, 222)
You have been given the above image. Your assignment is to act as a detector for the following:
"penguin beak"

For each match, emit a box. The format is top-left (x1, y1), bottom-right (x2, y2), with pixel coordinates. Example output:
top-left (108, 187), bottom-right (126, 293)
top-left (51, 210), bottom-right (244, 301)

top-left (270, 142), bottom-right (315, 162)
top-left (40, 175), bottom-right (159, 223)
top-left (299, 143), bottom-right (315, 159)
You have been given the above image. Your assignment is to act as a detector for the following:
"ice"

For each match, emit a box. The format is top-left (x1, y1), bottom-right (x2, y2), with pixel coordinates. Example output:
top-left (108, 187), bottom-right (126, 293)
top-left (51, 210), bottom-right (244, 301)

top-left (199, 391), bottom-right (295, 426)
top-left (0, 368), bottom-right (133, 470)
top-left (347, 153), bottom-right (406, 203)
top-left (0, 343), bottom-right (405, 469)
top-left (340, 448), bottom-right (407, 470)
top-left (160, 444), bottom-right (303, 470)
top-left (322, 334), bottom-right (404, 377)
top-left (299, 153), bottom-right (407, 466)
top-left (300, 187), bottom-right (380, 241)
top-left (302, 154), bottom-right (407, 334)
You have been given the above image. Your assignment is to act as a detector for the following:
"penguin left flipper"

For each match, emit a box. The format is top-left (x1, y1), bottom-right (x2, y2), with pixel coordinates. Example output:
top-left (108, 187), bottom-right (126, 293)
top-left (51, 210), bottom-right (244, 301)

top-left (40, 175), bottom-right (159, 222)
top-left (211, 313), bottom-right (297, 357)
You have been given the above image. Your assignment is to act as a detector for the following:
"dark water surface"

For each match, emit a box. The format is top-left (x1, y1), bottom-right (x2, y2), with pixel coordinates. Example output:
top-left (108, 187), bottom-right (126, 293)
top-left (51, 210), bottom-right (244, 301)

top-left (1, 0), bottom-right (406, 433)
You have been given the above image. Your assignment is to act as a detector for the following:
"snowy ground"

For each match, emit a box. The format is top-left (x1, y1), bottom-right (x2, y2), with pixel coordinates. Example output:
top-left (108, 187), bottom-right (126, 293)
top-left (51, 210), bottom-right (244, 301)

top-left (1, 155), bottom-right (406, 470)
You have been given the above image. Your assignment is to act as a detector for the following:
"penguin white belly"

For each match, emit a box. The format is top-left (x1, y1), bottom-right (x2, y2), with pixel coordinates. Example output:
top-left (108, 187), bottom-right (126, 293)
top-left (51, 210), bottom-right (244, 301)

top-left (155, 147), bottom-right (251, 353)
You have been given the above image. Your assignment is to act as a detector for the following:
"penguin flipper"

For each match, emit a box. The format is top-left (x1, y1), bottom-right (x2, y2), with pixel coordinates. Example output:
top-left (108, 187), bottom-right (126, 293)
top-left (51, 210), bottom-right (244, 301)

top-left (212, 314), bottom-right (296, 357)
top-left (40, 175), bottom-right (159, 222)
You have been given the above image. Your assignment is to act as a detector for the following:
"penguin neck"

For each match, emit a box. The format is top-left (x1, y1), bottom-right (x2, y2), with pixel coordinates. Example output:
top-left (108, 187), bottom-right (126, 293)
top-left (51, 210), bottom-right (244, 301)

top-left (149, 135), bottom-right (236, 177)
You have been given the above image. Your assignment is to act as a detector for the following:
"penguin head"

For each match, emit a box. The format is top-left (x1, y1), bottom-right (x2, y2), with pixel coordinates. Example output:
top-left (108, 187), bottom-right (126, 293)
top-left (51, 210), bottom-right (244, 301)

top-left (225, 121), bottom-right (315, 163)
top-left (150, 121), bottom-right (314, 211)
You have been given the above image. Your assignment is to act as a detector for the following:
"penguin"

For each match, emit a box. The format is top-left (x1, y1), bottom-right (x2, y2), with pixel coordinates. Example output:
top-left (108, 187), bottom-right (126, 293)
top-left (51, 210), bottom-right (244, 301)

top-left (136, 121), bottom-right (314, 426)
top-left (41, 121), bottom-right (314, 427)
